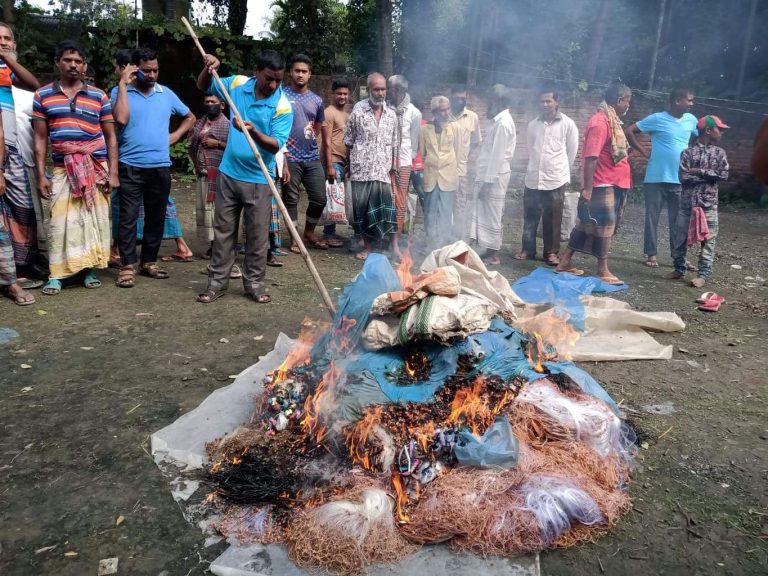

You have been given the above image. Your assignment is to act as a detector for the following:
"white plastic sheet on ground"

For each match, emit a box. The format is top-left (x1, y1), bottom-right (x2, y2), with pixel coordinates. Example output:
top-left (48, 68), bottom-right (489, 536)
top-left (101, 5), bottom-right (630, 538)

top-left (516, 296), bottom-right (685, 361)
top-left (150, 334), bottom-right (540, 576)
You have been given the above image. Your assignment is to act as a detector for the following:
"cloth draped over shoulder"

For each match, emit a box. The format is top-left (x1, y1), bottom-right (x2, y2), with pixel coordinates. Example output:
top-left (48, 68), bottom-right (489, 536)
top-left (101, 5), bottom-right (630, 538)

top-left (50, 138), bottom-right (109, 211)
top-left (596, 101), bottom-right (628, 164)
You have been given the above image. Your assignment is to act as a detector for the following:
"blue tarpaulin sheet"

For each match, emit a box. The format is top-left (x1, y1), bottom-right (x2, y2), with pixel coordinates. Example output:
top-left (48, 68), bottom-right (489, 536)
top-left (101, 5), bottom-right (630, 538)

top-left (511, 267), bottom-right (627, 330)
top-left (315, 257), bottom-right (620, 414)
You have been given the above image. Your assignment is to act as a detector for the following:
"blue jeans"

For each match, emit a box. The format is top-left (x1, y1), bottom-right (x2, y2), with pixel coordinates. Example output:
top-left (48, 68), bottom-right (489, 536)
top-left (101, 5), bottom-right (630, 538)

top-left (672, 201), bottom-right (718, 279)
top-left (323, 162), bottom-right (345, 236)
top-left (643, 183), bottom-right (681, 258)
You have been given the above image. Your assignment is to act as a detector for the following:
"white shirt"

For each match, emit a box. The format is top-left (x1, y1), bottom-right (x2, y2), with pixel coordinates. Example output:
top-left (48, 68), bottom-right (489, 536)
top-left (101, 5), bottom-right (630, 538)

top-left (524, 111), bottom-right (579, 190)
top-left (395, 101), bottom-right (421, 168)
top-left (475, 109), bottom-right (516, 183)
top-left (11, 86), bottom-right (35, 168)
top-left (275, 146), bottom-right (287, 178)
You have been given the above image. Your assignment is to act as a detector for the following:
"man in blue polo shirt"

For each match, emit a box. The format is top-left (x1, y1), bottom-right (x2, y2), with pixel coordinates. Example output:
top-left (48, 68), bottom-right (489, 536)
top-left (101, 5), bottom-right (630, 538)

top-left (626, 87), bottom-right (698, 268)
top-left (194, 50), bottom-right (293, 304)
top-left (111, 47), bottom-right (195, 287)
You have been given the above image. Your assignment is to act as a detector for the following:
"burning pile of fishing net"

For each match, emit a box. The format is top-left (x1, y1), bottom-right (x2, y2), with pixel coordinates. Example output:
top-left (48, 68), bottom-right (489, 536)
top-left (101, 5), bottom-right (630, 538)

top-left (203, 243), bottom-right (636, 575)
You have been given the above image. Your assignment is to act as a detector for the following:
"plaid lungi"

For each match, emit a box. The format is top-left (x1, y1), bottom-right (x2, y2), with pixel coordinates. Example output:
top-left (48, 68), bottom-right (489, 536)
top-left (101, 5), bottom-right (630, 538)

top-left (0, 213), bottom-right (16, 285)
top-left (351, 180), bottom-right (397, 241)
top-left (567, 186), bottom-right (626, 259)
top-left (392, 166), bottom-right (412, 233)
top-left (1, 147), bottom-right (37, 267)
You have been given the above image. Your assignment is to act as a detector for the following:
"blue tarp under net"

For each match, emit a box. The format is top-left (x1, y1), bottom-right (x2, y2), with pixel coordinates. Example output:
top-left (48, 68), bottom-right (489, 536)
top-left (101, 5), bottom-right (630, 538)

top-left (315, 257), bottom-right (620, 415)
top-left (511, 267), bottom-right (628, 330)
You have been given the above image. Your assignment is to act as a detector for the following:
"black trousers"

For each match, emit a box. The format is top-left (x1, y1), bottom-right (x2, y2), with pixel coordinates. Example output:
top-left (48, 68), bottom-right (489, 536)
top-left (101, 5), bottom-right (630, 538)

top-left (117, 164), bottom-right (171, 266)
top-left (521, 185), bottom-right (565, 257)
top-left (284, 160), bottom-right (327, 225)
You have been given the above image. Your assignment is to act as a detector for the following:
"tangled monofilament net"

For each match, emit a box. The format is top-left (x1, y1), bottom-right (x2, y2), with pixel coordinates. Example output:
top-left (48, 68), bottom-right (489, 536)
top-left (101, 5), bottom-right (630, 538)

top-left (212, 504), bottom-right (284, 545)
top-left (513, 380), bottom-right (634, 461)
top-left (285, 488), bottom-right (416, 576)
top-left (398, 467), bottom-right (546, 555)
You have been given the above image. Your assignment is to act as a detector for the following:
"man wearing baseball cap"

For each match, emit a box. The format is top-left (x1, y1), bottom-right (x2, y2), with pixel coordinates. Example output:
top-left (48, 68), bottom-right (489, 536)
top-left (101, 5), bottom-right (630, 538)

top-left (667, 114), bottom-right (729, 289)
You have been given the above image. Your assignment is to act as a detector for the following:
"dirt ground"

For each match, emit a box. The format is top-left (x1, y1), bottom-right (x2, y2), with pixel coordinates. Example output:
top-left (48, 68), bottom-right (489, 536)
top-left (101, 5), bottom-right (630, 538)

top-left (1, 181), bottom-right (767, 576)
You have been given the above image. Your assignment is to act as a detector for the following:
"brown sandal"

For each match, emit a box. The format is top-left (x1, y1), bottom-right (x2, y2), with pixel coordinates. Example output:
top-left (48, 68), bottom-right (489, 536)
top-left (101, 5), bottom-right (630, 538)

top-left (244, 284), bottom-right (271, 304)
top-left (116, 265), bottom-right (135, 288)
top-left (139, 262), bottom-right (169, 279)
top-left (197, 288), bottom-right (226, 303)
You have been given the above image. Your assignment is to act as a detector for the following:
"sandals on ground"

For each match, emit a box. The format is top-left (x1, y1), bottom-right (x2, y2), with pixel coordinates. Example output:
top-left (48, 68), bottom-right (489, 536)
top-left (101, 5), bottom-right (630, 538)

top-left (267, 254), bottom-right (284, 267)
top-left (160, 253), bottom-right (195, 263)
top-left (139, 263), bottom-right (169, 279)
top-left (696, 292), bottom-right (725, 305)
top-left (555, 268), bottom-right (584, 276)
top-left (41, 279), bottom-right (62, 295)
top-left (244, 284), bottom-right (271, 304)
top-left (197, 288), bottom-right (226, 304)
top-left (598, 274), bottom-right (625, 286)
top-left (543, 253), bottom-right (560, 266)
top-left (116, 266), bottom-right (135, 288)
top-left (83, 270), bottom-right (101, 289)
top-left (3, 286), bottom-right (35, 305)
top-left (324, 236), bottom-right (345, 248)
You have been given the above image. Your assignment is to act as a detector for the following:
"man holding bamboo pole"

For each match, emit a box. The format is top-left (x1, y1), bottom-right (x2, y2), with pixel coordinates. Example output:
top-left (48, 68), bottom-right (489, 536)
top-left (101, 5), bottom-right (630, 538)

top-left (195, 50), bottom-right (293, 304)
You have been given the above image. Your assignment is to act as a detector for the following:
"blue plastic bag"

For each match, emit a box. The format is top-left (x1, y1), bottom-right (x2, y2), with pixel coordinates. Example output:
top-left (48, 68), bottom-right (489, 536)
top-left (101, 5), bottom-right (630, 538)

top-left (454, 416), bottom-right (519, 469)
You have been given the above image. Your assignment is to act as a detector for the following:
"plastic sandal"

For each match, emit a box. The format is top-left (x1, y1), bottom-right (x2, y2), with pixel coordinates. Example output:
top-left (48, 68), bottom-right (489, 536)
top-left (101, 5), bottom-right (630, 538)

top-left (83, 270), bottom-right (101, 289)
top-left (116, 266), bottom-right (135, 288)
top-left (3, 286), bottom-right (35, 305)
top-left (41, 279), bottom-right (62, 295)
top-left (197, 289), bottom-right (226, 303)
top-left (139, 263), bottom-right (169, 279)
top-left (555, 268), bottom-right (584, 276)
top-left (695, 292), bottom-right (725, 305)
top-left (698, 299), bottom-right (722, 312)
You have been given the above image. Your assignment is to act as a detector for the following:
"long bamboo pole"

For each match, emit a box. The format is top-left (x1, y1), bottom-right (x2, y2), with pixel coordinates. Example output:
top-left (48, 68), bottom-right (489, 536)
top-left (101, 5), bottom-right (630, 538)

top-left (180, 16), bottom-right (336, 317)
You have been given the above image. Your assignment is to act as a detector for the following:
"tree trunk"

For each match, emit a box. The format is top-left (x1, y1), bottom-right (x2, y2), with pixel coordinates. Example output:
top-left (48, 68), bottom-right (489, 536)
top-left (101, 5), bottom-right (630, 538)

top-left (3, 0), bottom-right (14, 24)
top-left (376, 0), bottom-right (393, 77)
top-left (584, 0), bottom-right (611, 82)
top-left (227, 0), bottom-right (248, 36)
top-left (736, 0), bottom-right (759, 98)
top-left (647, 0), bottom-right (668, 91)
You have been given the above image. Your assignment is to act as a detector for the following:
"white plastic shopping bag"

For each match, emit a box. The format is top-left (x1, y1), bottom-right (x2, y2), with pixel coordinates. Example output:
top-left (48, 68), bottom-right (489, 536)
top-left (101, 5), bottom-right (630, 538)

top-left (321, 181), bottom-right (348, 225)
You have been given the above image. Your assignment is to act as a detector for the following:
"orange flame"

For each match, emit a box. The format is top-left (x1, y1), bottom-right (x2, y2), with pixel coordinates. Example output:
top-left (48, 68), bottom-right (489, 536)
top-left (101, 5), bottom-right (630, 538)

top-left (518, 308), bottom-right (580, 364)
top-left (391, 473), bottom-right (411, 523)
top-left (403, 350), bottom-right (429, 379)
top-left (396, 249), bottom-right (414, 288)
top-left (411, 422), bottom-right (436, 453)
top-left (448, 376), bottom-right (515, 434)
top-left (345, 406), bottom-right (383, 471)
top-left (301, 361), bottom-right (339, 445)
top-left (272, 319), bottom-right (323, 385)
top-left (448, 376), bottom-right (490, 434)
top-left (527, 332), bottom-right (547, 373)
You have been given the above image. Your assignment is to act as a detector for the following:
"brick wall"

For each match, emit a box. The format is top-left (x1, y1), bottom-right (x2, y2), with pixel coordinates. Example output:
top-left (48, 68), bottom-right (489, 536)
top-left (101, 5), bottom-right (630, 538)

top-left (310, 76), bottom-right (762, 190)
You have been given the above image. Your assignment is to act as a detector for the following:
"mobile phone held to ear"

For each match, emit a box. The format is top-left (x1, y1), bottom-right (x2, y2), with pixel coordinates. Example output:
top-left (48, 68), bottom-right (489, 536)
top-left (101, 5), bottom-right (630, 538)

top-left (135, 69), bottom-right (146, 82)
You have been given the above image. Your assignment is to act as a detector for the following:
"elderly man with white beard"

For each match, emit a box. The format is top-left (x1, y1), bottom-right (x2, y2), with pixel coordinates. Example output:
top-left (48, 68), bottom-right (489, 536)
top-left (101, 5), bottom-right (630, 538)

top-left (344, 73), bottom-right (398, 261)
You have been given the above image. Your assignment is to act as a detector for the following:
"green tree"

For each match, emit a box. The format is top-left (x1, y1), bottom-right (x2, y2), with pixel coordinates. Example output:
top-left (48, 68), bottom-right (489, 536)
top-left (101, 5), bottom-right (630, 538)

top-left (269, 0), bottom-right (351, 74)
top-left (186, 0), bottom-right (248, 36)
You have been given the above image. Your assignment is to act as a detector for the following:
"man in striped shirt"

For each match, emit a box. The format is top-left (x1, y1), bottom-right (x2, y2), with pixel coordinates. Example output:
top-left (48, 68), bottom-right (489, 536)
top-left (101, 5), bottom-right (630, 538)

top-left (32, 40), bottom-right (118, 294)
